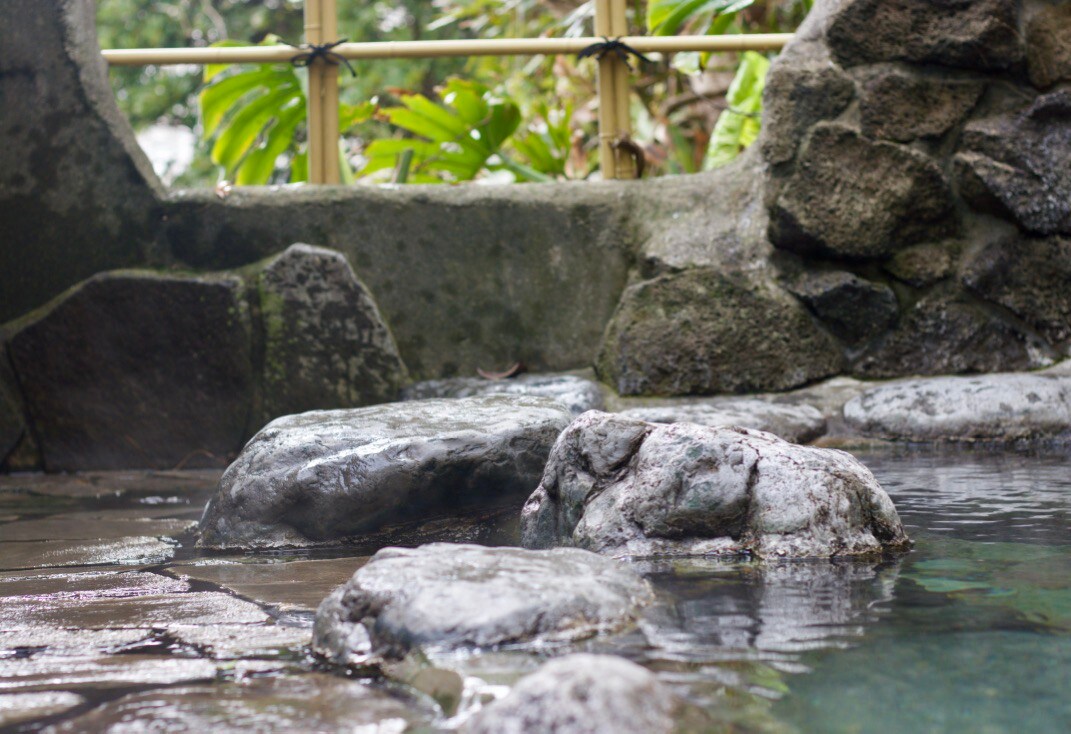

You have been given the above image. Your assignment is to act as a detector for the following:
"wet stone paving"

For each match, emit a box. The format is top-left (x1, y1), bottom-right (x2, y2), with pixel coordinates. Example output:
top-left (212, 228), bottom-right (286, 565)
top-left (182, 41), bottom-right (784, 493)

top-left (0, 449), bottom-right (1069, 732)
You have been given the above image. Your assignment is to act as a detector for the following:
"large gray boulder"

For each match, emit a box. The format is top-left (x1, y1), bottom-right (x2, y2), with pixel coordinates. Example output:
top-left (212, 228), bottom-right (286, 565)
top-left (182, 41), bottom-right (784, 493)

top-left (255, 243), bottom-right (408, 424)
top-left (522, 412), bottom-right (909, 559)
top-left (198, 396), bottom-right (572, 549)
top-left (402, 373), bottom-right (604, 416)
top-left (313, 544), bottom-right (653, 665)
top-left (596, 269), bottom-right (843, 396)
top-left (843, 373), bottom-right (1071, 442)
top-left (463, 655), bottom-right (690, 734)
top-left (616, 399), bottom-right (827, 444)
top-left (5, 272), bottom-right (253, 471)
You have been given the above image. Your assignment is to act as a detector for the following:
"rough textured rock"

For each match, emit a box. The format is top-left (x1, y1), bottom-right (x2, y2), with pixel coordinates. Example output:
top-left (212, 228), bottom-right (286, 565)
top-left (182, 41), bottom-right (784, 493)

top-left (761, 57), bottom-right (855, 165)
top-left (198, 396), bottom-right (572, 549)
top-left (851, 289), bottom-right (1049, 378)
top-left (963, 234), bottom-right (1071, 346)
top-left (785, 270), bottom-right (899, 345)
top-left (0, 692), bottom-right (84, 727)
top-left (883, 242), bottom-right (959, 287)
top-left (254, 243), bottom-right (408, 425)
top-left (313, 544), bottom-right (653, 665)
top-left (843, 373), bottom-right (1071, 442)
top-left (463, 655), bottom-right (683, 734)
top-left (402, 373), bottom-right (604, 416)
top-left (6, 272), bottom-right (252, 471)
top-left (521, 412), bottom-right (909, 558)
top-left (0, 370), bottom-right (24, 468)
top-left (769, 123), bottom-right (956, 259)
top-left (1026, 3), bottom-right (1071, 89)
top-left (0, 0), bottom-right (164, 324)
top-left (857, 66), bottom-right (984, 142)
top-left (616, 399), bottom-right (827, 444)
top-left (954, 92), bottom-right (1071, 236)
top-left (826, 0), bottom-right (1023, 71)
top-left (596, 269), bottom-right (844, 396)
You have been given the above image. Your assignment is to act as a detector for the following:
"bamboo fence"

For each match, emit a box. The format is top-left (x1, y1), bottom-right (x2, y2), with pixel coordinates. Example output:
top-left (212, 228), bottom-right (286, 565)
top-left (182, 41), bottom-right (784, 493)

top-left (101, 0), bottom-right (792, 183)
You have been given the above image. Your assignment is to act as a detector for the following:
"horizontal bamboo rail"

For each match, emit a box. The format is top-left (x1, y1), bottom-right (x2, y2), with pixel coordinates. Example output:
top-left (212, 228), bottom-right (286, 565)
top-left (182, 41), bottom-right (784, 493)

top-left (101, 34), bottom-right (792, 66)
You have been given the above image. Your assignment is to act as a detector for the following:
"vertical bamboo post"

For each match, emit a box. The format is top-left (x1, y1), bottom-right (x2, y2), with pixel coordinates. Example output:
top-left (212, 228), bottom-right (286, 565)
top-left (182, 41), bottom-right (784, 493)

top-left (609, 0), bottom-right (636, 179)
top-left (304, 0), bottom-right (341, 184)
top-left (594, 0), bottom-right (618, 179)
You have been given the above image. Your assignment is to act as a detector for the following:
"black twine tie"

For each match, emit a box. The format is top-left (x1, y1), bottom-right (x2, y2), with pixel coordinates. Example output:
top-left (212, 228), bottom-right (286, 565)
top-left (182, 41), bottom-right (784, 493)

top-left (578, 37), bottom-right (651, 71)
top-left (288, 39), bottom-right (356, 77)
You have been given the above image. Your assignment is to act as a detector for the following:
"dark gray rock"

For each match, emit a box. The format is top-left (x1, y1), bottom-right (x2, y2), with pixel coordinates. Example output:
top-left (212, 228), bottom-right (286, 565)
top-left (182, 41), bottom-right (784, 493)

top-left (857, 66), bottom-right (983, 142)
top-left (596, 269), bottom-right (844, 397)
top-left (844, 373), bottom-right (1071, 442)
top-left (851, 289), bottom-right (1050, 378)
top-left (0, 367), bottom-right (24, 468)
top-left (6, 272), bottom-right (253, 472)
top-left (954, 92), bottom-right (1071, 235)
top-left (826, 0), bottom-right (1023, 71)
top-left (963, 234), bottom-right (1071, 345)
top-left (521, 412), bottom-right (909, 559)
top-left (0, 0), bottom-right (163, 324)
top-left (785, 270), bottom-right (899, 345)
top-left (769, 123), bottom-right (956, 259)
top-left (312, 544), bottom-right (653, 665)
top-left (883, 242), bottom-right (959, 287)
top-left (463, 655), bottom-right (687, 734)
top-left (761, 56), bottom-right (855, 165)
top-left (402, 373), bottom-right (604, 416)
top-left (1026, 3), bottom-right (1071, 89)
top-left (616, 399), bottom-right (827, 444)
top-left (198, 396), bottom-right (572, 549)
top-left (255, 243), bottom-right (408, 425)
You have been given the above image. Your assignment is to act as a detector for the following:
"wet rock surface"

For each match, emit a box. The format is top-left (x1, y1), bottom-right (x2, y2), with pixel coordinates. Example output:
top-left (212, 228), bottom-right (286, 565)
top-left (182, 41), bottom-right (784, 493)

top-left (313, 543), bottom-right (654, 665)
top-left (596, 269), bottom-right (843, 396)
top-left (6, 272), bottom-right (253, 472)
top-left (255, 243), bottom-right (408, 426)
top-left (521, 412), bottom-right (909, 558)
top-left (462, 654), bottom-right (688, 734)
top-left (198, 395), bottom-right (572, 549)
top-left (843, 373), bottom-right (1071, 442)
top-left (0, 691), bottom-right (84, 727)
top-left (46, 674), bottom-right (433, 733)
top-left (402, 373), bottom-right (604, 416)
top-left (615, 398), bottom-right (827, 444)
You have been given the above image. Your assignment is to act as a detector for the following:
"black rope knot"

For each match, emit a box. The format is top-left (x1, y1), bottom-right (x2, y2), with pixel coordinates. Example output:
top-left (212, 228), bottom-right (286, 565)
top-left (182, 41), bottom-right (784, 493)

top-left (578, 37), bottom-right (651, 71)
top-left (288, 39), bottom-right (356, 77)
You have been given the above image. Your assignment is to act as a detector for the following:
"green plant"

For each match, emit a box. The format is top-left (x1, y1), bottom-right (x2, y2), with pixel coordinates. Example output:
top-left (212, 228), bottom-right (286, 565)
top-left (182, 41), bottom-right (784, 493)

top-left (199, 39), bottom-right (374, 184)
top-left (704, 50), bottom-right (769, 168)
top-left (360, 78), bottom-right (553, 183)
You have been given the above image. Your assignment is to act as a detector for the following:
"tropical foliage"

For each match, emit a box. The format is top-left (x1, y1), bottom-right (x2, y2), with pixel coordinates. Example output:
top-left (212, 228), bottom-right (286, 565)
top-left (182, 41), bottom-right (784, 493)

top-left (99, 0), bottom-right (813, 186)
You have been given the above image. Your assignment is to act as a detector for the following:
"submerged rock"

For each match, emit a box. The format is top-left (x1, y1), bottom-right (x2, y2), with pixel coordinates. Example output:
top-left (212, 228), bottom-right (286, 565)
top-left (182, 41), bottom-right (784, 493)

top-left (45, 674), bottom-right (431, 733)
top-left (463, 654), bottom-right (692, 734)
top-left (313, 543), bottom-right (653, 666)
top-left (402, 373), bottom-right (604, 416)
top-left (616, 399), bottom-right (826, 444)
top-left (198, 396), bottom-right (572, 549)
top-left (522, 412), bottom-right (909, 559)
top-left (843, 373), bottom-right (1071, 442)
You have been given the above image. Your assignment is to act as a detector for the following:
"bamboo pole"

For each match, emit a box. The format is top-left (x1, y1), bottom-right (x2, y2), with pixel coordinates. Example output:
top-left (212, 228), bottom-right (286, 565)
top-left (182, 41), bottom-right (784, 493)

top-left (610, 0), bottom-right (636, 179)
top-left (321, 0), bottom-right (341, 184)
top-left (594, 0), bottom-right (618, 179)
top-left (101, 34), bottom-right (793, 66)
